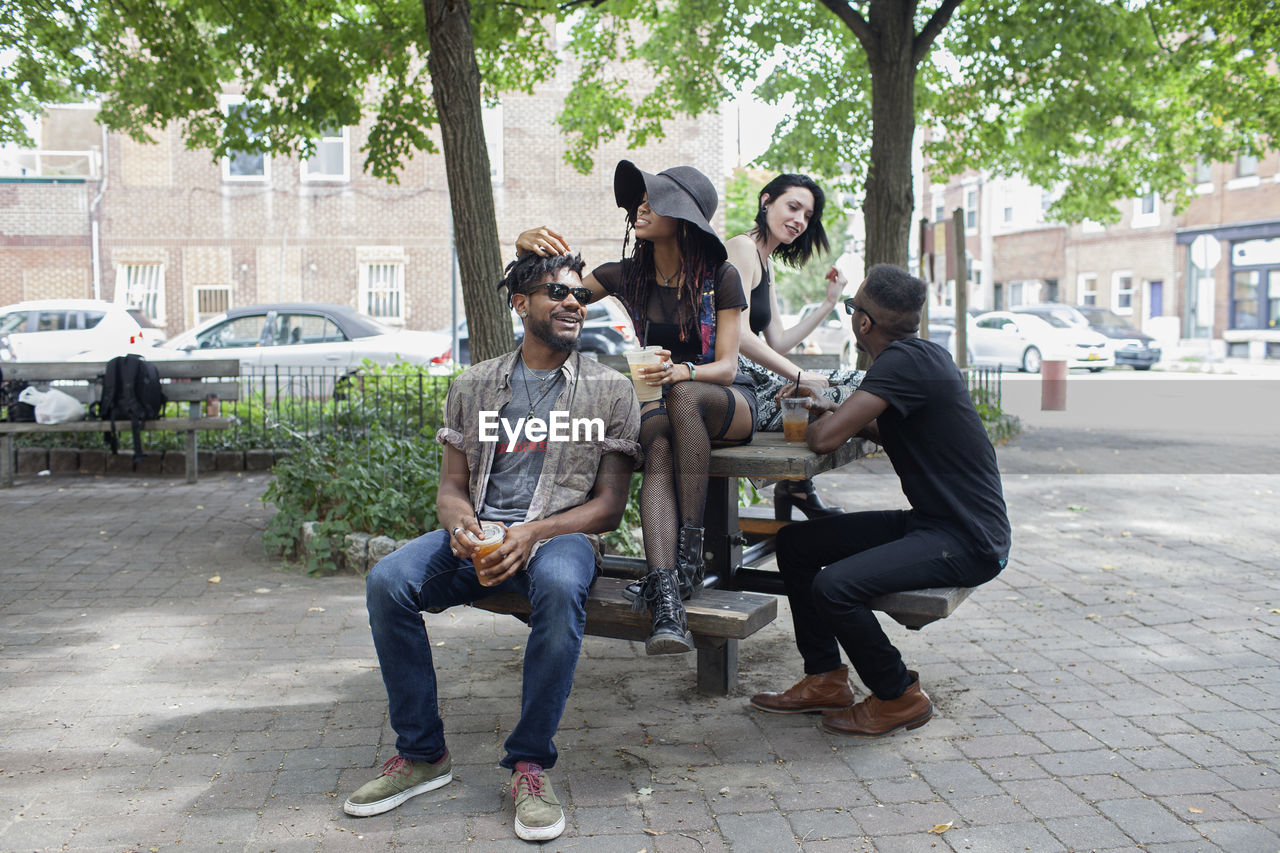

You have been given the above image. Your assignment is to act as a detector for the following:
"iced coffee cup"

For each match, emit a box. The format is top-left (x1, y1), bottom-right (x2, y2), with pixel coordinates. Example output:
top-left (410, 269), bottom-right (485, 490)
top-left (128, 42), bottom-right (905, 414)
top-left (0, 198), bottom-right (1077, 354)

top-left (624, 346), bottom-right (663, 403)
top-left (781, 396), bottom-right (810, 443)
top-left (467, 522), bottom-right (505, 563)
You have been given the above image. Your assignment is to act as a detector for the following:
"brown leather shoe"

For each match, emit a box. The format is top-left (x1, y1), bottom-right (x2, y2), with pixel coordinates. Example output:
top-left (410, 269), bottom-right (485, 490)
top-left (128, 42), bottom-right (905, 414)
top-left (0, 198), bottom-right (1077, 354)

top-left (821, 671), bottom-right (933, 737)
top-left (749, 666), bottom-right (856, 714)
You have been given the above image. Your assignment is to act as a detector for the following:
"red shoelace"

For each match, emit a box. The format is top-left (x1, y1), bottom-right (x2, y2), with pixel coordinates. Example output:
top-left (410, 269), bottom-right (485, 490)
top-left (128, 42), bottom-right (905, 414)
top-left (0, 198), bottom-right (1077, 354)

top-left (380, 755), bottom-right (412, 777)
top-left (512, 762), bottom-right (545, 797)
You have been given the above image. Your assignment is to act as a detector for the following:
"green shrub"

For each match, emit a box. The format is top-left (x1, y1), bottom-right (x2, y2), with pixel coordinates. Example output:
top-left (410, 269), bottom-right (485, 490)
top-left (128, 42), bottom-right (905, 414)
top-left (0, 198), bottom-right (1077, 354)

top-left (263, 425), bottom-right (442, 573)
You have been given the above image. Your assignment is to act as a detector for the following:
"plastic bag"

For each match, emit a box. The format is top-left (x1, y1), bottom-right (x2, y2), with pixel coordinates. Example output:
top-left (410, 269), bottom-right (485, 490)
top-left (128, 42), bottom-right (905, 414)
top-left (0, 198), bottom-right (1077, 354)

top-left (19, 386), bottom-right (87, 424)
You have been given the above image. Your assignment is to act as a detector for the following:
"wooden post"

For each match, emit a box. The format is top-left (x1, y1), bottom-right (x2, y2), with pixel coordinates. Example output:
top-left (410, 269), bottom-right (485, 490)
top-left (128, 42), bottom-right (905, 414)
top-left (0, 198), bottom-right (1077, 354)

top-left (951, 208), bottom-right (969, 369)
top-left (917, 217), bottom-right (930, 340)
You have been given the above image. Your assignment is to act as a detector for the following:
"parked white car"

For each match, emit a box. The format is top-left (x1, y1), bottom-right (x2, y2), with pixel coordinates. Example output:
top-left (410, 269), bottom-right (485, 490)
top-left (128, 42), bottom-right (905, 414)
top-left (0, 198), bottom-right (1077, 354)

top-left (969, 310), bottom-right (1114, 372)
top-left (160, 303), bottom-right (451, 370)
top-left (0, 299), bottom-right (152, 362)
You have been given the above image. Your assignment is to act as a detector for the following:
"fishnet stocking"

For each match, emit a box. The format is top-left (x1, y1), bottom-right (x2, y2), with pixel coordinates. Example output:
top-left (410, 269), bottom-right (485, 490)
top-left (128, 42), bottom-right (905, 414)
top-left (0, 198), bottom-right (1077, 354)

top-left (638, 383), bottom-right (736, 568)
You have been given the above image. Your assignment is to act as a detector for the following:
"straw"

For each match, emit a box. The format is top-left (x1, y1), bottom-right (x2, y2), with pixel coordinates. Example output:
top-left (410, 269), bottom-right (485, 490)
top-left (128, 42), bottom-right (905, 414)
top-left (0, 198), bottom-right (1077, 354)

top-left (793, 369), bottom-right (802, 398)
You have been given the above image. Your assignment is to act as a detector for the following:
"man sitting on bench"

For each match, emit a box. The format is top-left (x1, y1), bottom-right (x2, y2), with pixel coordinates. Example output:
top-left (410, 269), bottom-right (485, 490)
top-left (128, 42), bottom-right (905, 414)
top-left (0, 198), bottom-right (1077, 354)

top-left (750, 264), bottom-right (1010, 738)
top-left (344, 251), bottom-right (640, 841)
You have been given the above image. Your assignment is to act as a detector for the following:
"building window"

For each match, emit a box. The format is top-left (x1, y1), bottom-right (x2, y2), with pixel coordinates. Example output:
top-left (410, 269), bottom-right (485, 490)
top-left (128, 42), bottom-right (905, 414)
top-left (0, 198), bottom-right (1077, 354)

top-left (301, 126), bottom-right (349, 182)
top-left (1230, 270), bottom-right (1260, 329)
top-left (1132, 192), bottom-right (1159, 228)
top-left (1194, 159), bottom-right (1212, 184)
top-left (1078, 274), bottom-right (1098, 307)
top-left (221, 97), bottom-right (269, 182)
top-left (194, 285), bottom-right (232, 325)
top-left (1112, 272), bottom-right (1135, 314)
top-left (1237, 152), bottom-right (1258, 178)
top-left (1003, 205), bottom-right (1013, 223)
top-left (1009, 281), bottom-right (1024, 306)
top-left (934, 203), bottom-right (945, 223)
top-left (359, 262), bottom-right (405, 322)
top-left (965, 189), bottom-right (977, 229)
top-left (118, 264), bottom-right (165, 324)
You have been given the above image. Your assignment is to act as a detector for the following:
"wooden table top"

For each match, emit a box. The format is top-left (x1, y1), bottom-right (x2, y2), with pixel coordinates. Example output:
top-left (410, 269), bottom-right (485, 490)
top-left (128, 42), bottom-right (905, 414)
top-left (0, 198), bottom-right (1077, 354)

top-left (709, 431), bottom-right (870, 480)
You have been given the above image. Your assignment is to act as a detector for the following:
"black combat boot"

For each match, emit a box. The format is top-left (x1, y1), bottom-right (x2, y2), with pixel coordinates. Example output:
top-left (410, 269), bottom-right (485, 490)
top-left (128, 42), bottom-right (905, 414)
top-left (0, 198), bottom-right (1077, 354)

top-left (631, 568), bottom-right (694, 655)
top-left (774, 478), bottom-right (844, 521)
top-left (675, 525), bottom-right (706, 600)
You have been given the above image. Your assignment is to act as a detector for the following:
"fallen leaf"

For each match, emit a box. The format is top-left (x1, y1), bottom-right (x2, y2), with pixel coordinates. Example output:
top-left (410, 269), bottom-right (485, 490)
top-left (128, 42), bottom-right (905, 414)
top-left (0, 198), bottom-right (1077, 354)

top-left (1188, 806), bottom-right (1204, 814)
top-left (1100, 564), bottom-right (1116, 570)
top-left (255, 588), bottom-right (271, 594)
top-left (208, 575), bottom-right (221, 583)
top-left (308, 607), bottom-right (326, 613)
top-left (196, 505), bottom-right (204, 510)
top-left (636, 786), bottom-right (653, 796)
top-left (928, 821), bottom-right (953, 834)
top-left (1067, 505), bottom-right (1086, 512)
top-left (1270, 609), bottom-right (1280, 614)
top-left (1121, 531), bottom-right (1131, 537)
top-left (643, 828), bottom-right (663, 836)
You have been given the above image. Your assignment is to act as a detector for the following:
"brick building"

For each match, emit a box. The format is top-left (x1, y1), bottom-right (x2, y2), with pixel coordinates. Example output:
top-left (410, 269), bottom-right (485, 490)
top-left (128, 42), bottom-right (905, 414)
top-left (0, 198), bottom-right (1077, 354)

top-left (2, 79), bottom-right (722, 338)
top-left (920, 152), bottom-right (1280, 359)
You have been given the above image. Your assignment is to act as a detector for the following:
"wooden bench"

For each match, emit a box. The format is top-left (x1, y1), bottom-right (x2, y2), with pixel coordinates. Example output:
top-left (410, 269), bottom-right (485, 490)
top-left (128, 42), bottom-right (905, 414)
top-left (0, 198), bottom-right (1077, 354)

top-left (473, 355), bottom-right (973, 695)
top-left (472, 577), bottom-right (777, 695)
top-left (0, 358), bottom-right (241, 487)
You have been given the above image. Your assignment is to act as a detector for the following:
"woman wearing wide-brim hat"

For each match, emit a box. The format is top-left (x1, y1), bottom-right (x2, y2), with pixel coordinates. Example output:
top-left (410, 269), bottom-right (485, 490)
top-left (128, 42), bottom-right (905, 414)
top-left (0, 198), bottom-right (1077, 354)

top-left (517, 160), bottom-right (756, 656)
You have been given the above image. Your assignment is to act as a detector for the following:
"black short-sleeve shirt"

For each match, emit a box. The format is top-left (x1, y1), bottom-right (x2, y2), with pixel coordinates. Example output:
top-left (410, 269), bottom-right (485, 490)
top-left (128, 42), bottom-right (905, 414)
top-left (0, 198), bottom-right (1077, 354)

top-left (592, 260), bottom-right (746, 364)
top-left (857, 338), bottom-right (1011, 560)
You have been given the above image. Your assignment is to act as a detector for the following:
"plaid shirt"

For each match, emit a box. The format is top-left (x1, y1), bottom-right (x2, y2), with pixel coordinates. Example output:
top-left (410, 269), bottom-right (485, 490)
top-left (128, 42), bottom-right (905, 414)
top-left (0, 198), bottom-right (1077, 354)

top-left (436, 349), bottom-right (641, 562)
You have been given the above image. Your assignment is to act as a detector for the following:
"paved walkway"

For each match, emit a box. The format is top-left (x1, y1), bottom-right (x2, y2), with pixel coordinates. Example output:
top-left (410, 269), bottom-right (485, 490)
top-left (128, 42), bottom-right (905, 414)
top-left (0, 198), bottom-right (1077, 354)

top-left (2, 413), bottom-right (1279, 851)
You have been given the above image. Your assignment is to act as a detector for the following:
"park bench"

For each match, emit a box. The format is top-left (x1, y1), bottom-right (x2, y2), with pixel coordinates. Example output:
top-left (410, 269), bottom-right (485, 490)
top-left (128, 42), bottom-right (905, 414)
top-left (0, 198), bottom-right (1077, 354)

top-left (473, 353), bottom-right (972, 695)
top-left (0, 358), bottom-right (240, 487)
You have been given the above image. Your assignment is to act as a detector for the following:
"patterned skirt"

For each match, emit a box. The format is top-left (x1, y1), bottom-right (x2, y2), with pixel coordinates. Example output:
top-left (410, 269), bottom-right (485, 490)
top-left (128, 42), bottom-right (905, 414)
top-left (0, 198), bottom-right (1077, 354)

top-left (739, 355), bottom-right (865, 432)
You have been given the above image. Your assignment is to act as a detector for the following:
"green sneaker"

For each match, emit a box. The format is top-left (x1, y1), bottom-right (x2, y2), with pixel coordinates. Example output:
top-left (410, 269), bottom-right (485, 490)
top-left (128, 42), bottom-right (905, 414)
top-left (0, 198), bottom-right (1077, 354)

top-left (344, 753), bottom-right (453, 817)
top-left (511, 761), bottom-right (565, 841)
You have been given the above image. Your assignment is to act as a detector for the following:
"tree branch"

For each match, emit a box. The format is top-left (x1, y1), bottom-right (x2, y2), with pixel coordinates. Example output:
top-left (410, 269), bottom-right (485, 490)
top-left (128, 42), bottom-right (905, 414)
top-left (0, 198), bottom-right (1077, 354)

top-left (912, 0), bottom-right (963, 65)
top-left (817, 0), bottom-right (877, 55)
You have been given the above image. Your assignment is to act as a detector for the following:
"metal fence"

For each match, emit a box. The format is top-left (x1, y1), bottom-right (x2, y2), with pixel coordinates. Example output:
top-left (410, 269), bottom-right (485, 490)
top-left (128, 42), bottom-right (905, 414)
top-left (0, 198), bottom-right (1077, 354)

top-left (964, 364), bottom-right (1003, 408)
top-left (8, 361), bottom-right (1004, 450)
top-left (216, 365), bottom-right (454, 447)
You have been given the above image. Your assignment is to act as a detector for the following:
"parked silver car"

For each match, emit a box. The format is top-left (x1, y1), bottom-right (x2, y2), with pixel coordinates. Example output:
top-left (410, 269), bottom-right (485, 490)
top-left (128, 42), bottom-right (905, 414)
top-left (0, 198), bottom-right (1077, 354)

top-left (161, 303), bottom-right (451, 370)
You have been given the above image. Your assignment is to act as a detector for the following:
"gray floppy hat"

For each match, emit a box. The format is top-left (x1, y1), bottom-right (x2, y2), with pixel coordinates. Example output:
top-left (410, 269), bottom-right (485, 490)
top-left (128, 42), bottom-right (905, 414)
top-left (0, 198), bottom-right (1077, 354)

top-left (614, 160), bottom-right (726, 262)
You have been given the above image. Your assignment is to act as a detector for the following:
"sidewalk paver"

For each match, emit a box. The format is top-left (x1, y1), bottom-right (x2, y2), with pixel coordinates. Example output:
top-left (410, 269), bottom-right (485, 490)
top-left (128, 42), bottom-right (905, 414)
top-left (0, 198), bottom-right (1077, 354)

top-left (2, 414), bottom-right (1278, 851)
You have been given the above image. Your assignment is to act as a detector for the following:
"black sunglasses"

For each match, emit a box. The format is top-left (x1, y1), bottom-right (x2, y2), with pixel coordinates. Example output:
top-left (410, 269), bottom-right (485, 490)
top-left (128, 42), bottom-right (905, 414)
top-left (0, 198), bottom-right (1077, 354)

top-left (843, 297), bottom-right (875, 326)
top-left (529, 282), bottom-right (592, 304)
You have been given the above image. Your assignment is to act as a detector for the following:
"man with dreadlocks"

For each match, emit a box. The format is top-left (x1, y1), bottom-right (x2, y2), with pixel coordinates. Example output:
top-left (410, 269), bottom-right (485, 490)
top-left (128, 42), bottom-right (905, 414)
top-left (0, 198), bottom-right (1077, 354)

top-left (345, 251), bottom-right (640, 842)
top-left (518, 161), bottom-right (756, 656)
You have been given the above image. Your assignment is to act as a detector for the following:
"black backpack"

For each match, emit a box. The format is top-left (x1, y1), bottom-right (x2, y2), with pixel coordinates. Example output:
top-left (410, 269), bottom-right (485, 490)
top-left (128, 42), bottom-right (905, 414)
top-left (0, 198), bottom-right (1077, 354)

top-left (0, 367), bottom-right (35, 423)
top-left (91, 354), bottom-right (166, 460)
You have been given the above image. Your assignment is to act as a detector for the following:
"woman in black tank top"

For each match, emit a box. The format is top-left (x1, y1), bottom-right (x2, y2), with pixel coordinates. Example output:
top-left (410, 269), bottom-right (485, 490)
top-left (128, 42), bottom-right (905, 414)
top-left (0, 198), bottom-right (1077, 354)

top-left (725, 174), bottom-right (864, 521)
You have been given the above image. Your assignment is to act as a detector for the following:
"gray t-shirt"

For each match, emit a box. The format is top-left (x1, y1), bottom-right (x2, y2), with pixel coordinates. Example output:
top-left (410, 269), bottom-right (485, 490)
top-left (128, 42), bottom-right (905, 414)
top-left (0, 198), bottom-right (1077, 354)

top-left (479, 358), bottom-right (566, 524)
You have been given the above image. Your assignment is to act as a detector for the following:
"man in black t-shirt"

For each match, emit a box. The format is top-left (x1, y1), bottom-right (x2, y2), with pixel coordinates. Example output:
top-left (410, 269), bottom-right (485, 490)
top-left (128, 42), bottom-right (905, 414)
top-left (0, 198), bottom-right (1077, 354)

top-left (750, 264), bottom-right (1010, 738)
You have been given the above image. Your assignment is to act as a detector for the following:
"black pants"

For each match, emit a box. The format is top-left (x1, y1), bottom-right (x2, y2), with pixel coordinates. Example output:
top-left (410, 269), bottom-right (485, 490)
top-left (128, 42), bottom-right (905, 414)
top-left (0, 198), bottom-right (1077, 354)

top-left (776, 510), bottom-right (1006, 700)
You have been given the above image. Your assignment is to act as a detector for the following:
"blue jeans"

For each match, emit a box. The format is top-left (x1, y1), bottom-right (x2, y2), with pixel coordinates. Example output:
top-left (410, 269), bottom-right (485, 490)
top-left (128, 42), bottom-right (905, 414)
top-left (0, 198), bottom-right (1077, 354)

top-left (365, 528), bottom-right (596, 770)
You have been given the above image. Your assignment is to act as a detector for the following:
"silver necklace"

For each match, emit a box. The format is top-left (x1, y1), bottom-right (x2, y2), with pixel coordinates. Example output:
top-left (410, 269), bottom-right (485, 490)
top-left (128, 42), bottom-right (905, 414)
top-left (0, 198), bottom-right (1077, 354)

top-left (519, 355), bottom-right (561, 420)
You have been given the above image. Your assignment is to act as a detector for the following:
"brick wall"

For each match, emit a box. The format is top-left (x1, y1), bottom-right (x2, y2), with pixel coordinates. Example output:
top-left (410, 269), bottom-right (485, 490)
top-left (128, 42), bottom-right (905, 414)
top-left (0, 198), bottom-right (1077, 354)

top-left (70, 78), bottom-right (722, 336)
top-left (0, 182), bottom-right (94, 305)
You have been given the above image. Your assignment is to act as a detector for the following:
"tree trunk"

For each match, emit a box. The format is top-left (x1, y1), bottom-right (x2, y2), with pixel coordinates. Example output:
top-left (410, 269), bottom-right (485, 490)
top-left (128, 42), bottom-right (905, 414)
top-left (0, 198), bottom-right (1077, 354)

top-left (423, 0), bottom-right (514, 365)
top-left (862, 0), bottom-right (918, 271)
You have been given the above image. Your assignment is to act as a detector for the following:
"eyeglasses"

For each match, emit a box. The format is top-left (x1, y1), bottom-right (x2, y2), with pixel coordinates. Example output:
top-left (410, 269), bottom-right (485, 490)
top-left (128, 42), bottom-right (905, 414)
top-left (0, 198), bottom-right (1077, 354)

top-left (529, 282), bottom-right (592, 304)
top-left (843, 297), bottom-right (875, 326)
